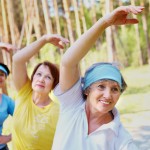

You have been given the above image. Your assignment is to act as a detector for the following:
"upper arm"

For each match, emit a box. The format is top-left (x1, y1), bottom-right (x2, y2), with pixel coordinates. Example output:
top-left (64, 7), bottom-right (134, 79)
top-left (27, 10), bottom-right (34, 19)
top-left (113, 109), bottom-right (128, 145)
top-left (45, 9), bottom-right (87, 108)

top-left (12, 57), bottom-right (29, 92)
top-left (59, 63), bottom-right (80, 93)
top-left (121, 141), bottom-right (138, 150)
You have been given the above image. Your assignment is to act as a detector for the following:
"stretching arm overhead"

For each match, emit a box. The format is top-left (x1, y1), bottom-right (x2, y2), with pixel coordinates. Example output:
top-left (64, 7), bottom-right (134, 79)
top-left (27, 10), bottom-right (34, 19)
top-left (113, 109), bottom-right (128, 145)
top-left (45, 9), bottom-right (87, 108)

top-left (60, 5), bottom-right (144, 92)
top-left (12, 34), bottom-right (69, 91)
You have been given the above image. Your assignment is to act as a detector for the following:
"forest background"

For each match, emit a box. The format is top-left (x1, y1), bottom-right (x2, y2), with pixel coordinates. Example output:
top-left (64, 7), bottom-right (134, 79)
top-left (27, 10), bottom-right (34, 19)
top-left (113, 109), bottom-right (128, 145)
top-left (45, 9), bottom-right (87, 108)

top-left (0, 0), bottom-right (150, 95)
top-left (0, 0), bottom-right (150, 149)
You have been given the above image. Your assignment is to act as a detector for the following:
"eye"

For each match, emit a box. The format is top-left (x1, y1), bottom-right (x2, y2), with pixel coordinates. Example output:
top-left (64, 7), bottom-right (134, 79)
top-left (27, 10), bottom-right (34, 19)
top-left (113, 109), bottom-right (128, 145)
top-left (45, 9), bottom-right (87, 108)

top-left (97, 84), bottom-right (105, 90)
top-left (111, 87), bottom-right (120, 93)
top-left (36, 72), bottom-right (42, 76)
top-left (0, 73), bottom-right (5, 77)
top-left (46, 76), bottom-right (51, 80)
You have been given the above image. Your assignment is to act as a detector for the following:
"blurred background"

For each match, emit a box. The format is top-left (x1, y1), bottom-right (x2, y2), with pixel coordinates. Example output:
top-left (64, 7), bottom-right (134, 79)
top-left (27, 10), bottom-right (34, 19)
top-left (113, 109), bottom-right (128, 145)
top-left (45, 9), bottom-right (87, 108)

top-left (0, 0), bottom-right (150, 149)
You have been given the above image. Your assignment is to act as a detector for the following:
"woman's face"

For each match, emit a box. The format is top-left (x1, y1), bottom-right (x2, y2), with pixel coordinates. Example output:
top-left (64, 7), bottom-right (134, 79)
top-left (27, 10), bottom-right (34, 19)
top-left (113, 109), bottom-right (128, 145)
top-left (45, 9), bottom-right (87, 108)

top-left (32, 65), bottom-right (54, 95)
top-left (0, 70), bottom-right (6, 88)
top-left (85, 80), bottom-right (121, 114)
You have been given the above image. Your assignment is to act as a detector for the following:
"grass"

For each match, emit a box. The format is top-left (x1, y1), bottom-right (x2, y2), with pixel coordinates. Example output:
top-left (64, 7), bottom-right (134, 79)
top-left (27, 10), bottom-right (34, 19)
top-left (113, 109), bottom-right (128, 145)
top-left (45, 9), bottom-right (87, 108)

top-left (116, 64), bottom-right (150, 114)
top-left (3, 64), bottom-right (150, 149)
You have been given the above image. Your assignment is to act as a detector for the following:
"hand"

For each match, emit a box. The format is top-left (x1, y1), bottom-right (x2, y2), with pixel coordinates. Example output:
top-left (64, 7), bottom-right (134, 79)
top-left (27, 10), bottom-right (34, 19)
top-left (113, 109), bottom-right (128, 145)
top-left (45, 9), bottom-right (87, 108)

top-left (105, 5), bottom-right (144, 26)
top-left (43, 34), bottom-right (69, 49)
top-left (0, 42), bottom-right (18, 52)
top-left (0, 135), bottom-right (11, 144)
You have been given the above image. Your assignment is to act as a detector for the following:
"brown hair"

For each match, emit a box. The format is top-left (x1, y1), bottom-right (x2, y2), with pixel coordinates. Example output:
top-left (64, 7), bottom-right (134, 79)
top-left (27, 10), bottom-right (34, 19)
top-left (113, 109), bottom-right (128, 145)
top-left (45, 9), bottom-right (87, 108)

top-left (31, 61), bottom-right (59, 90)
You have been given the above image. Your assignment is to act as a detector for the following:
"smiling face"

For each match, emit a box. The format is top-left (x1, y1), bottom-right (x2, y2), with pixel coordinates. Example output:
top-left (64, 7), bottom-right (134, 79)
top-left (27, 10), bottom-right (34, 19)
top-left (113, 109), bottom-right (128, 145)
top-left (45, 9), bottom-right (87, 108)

top-left (0, 70), bottom-right (6, 89)
top-left (31, 65), bottom-right (54, 95)
top-left (85, 80), bottom-right (121, 114)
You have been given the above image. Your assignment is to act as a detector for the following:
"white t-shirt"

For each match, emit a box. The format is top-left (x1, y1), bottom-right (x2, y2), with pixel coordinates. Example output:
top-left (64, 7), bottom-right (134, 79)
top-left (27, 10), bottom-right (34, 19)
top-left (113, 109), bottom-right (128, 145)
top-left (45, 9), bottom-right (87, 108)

top-left (52, 79), bottom-right (138, 150)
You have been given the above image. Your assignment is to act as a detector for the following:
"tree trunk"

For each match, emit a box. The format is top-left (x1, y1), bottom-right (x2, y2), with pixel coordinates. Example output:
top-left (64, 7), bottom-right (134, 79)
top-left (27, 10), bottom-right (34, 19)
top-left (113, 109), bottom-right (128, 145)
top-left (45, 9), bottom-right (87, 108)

top-left (105, 0), bottom-right (116, 62)
top-left (79, 0), bottom-right (87, 33)
top-left (131, 0), bottom-right (143, 65)
top-left (1, 0), bottom-right (10, 66)
top-left (140, 0), bottom-right (150, 64)
top-left (53, 0), bottom-right (64, 56)
top-left (91, 0), bottom-right (97, 24)
top-left (41, 0), bottom-right (53, 34)
top-left (1, 0), bottom-right (9, 42)
top-left (72, 0), bottom-right (81, 37)
top-left (62, 0), bottom-right (74, 44)
top-left (53, 0), bottom-right (61, 35)
top-left (33, 0), bottom-right (41, 39)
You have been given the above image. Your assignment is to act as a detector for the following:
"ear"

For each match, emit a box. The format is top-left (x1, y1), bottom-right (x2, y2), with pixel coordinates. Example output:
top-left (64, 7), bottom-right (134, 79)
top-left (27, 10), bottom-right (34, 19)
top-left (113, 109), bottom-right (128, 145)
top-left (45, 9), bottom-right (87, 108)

top-left (84, 88), bottom-right (90, 96)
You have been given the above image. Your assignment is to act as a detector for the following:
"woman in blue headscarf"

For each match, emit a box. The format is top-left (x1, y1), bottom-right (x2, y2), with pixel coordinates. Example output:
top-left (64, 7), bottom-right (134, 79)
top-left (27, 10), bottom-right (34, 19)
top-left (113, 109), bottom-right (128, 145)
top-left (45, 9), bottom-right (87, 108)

top-left (0, 43), bottom-right (15, 150)
top-left (52, 6), bottom-right (144, 150)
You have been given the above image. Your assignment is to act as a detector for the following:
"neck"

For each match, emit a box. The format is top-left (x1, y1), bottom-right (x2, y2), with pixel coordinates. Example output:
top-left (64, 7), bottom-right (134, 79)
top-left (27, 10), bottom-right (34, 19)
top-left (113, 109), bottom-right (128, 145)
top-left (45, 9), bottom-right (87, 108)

top-left (32, 92), bottom-right (51, 108)
top-left (85, 102), bottom-right (113, 134)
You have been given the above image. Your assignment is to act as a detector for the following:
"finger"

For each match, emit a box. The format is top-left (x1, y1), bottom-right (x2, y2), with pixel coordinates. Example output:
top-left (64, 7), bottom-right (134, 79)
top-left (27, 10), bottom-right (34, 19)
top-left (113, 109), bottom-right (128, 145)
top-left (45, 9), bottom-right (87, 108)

top-left (125, 18), bottom-right (139, 24)
top-left (127, 6), bottom-right (144, 15)
top-left (60, 37), bottom-right (70, 44)
top-left (58, 41), bottom-right (65, 49)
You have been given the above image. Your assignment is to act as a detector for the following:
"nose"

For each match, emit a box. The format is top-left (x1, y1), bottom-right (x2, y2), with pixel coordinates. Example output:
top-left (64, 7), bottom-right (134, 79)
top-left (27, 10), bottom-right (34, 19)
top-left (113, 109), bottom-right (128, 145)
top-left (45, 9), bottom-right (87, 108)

top-left (103, 88), bottom-right (112, 99)
top-left (39, 76), bottom-right (45, 83)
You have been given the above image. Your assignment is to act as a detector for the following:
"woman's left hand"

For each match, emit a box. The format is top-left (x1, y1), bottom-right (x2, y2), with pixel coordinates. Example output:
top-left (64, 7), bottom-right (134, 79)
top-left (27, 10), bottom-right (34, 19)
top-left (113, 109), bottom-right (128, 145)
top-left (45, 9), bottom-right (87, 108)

top-left (0, 42), bottom-right (18, 52)
top-left (105, 5), bottom-right (144, 26)
top-left (43, 34), bottom-right (69, 49)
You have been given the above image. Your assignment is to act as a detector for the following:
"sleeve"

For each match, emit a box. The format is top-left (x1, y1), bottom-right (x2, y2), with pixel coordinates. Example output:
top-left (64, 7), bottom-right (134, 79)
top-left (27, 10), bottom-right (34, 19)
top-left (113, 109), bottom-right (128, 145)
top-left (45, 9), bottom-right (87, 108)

top-left (54, 79), bottom-right (84, 112)
top-left (121, 140), bottom-right (139, 150)
top-left (17, 80), bottom-right (32, 98)
top-left (14, 80), bottom-right (32, 108)
top-left (7, 97), bottom-right (15, 116)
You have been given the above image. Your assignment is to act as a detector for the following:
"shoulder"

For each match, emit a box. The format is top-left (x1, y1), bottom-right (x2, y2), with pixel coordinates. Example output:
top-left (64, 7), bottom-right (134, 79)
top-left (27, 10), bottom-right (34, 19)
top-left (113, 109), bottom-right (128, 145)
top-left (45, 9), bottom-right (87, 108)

top-left (50, 102), bottom-right (60, 112)
top-left (2, 94), bottom-right (14, 102)
top-left (17, 80), bottom-right (32, 98)
top-left (115, 122), bottom-right (135, 149)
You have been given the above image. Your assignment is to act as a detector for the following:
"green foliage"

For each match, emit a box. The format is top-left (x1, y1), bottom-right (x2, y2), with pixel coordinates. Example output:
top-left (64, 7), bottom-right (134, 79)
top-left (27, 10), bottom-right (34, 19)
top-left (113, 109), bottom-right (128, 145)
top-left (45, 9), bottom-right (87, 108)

top-left (116, 65), bottom-right (150, 114)
top-left (114, 26), bottom-right (140, 66)
top-left (83, 6), bottom-right (93, 29)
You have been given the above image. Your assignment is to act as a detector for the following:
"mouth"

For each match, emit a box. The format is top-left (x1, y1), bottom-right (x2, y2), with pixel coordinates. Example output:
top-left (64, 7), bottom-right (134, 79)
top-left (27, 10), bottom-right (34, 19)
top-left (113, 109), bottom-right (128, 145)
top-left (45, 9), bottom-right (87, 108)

top-left (99, 100), bottom-right (110, 105)
top-left (36, 84), bottom-right (45, 88)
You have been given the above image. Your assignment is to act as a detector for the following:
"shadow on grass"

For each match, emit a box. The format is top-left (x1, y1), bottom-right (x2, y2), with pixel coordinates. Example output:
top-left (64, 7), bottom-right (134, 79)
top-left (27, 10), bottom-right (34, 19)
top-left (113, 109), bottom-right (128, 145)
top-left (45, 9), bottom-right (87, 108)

top-left (127, 125), bottom-right (150, 150)
top-left (120, 109), bottom-right (150, 115)
top-left (124, 85), bottom-right (150, 95)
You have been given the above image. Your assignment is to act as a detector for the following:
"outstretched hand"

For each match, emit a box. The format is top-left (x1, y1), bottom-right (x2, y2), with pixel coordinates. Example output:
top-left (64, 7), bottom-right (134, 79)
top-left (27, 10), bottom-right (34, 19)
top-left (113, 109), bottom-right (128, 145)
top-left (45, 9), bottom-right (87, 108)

top-left (105, 5), bottom-right (144, 26)
top-left (43, 34), bottom-right (69, 49)
top-left (0, 42), bottom-right (17, 52)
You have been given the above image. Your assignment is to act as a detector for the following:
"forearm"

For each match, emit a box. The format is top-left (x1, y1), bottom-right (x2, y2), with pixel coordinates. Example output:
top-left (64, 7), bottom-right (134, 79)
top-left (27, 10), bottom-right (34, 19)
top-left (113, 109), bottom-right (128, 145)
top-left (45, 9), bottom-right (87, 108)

top-left (62, 16), bottom-right (109, 67)
top-left (12, 36), bottom-right (46, 90)
top-left (13, 35), bottom-right (47, 64)
top-left (0, 42), bottom-right (5, 48)
top-left (0, 134), bottom-right (11, 144)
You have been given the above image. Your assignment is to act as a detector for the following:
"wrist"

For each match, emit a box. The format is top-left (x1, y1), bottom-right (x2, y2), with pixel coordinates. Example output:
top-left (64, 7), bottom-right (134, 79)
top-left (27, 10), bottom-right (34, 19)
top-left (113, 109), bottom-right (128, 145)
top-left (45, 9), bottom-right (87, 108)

top-left (40, 35), bottom-right (48, 44)
top-left (102, 14), bottom-right (113, 28)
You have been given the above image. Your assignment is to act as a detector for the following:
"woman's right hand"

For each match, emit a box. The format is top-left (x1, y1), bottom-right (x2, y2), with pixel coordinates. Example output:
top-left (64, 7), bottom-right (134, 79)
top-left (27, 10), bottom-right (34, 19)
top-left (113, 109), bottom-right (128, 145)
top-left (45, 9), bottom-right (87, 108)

top-left (104, 5), bottom-right (144, 27)
top-left (43, 34), bottom-right (69, 49)
top-left (0, 135), bottom-right (11, 144)
top-left (0, 42), bottom-right (17, 52)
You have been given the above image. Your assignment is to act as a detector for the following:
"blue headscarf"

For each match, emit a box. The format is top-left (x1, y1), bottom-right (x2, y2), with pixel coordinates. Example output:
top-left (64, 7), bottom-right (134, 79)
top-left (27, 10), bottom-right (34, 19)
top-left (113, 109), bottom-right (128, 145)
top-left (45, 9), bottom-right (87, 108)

top-left (0, 65), bottom-right (9, 76)
top-left (82, 63), bottom-right (123, 90)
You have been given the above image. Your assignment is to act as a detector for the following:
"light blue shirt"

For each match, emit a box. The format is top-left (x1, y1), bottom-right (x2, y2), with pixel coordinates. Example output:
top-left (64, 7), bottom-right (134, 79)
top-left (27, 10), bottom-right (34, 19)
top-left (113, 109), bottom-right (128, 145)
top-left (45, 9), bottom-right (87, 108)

top-left (53, 79), bottom-right (138, 150)
top-left (0, 94), bottom-right (15, 149)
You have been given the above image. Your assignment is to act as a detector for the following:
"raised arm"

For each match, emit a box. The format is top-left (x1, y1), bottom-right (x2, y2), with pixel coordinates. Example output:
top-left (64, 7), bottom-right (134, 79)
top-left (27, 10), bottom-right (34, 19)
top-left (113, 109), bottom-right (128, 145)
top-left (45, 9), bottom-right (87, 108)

top-left (12, 34), bottom-right (69, 91)
top-left (0, 134), bottom-right (11, 144)
top-left (0, 42), bottom-right (17, 52)
top-left (60, 5), bottom-right (144, 92)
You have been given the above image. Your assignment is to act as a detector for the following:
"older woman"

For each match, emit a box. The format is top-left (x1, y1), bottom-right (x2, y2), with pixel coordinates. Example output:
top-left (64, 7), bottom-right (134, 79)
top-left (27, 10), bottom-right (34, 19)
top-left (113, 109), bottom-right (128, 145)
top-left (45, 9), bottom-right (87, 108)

top-left (0, 43), bottom-right (15, 150)
top-left (52, 6), bottom-right (144, 150)
top-left (12, 34), bottom-right (69, 150)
